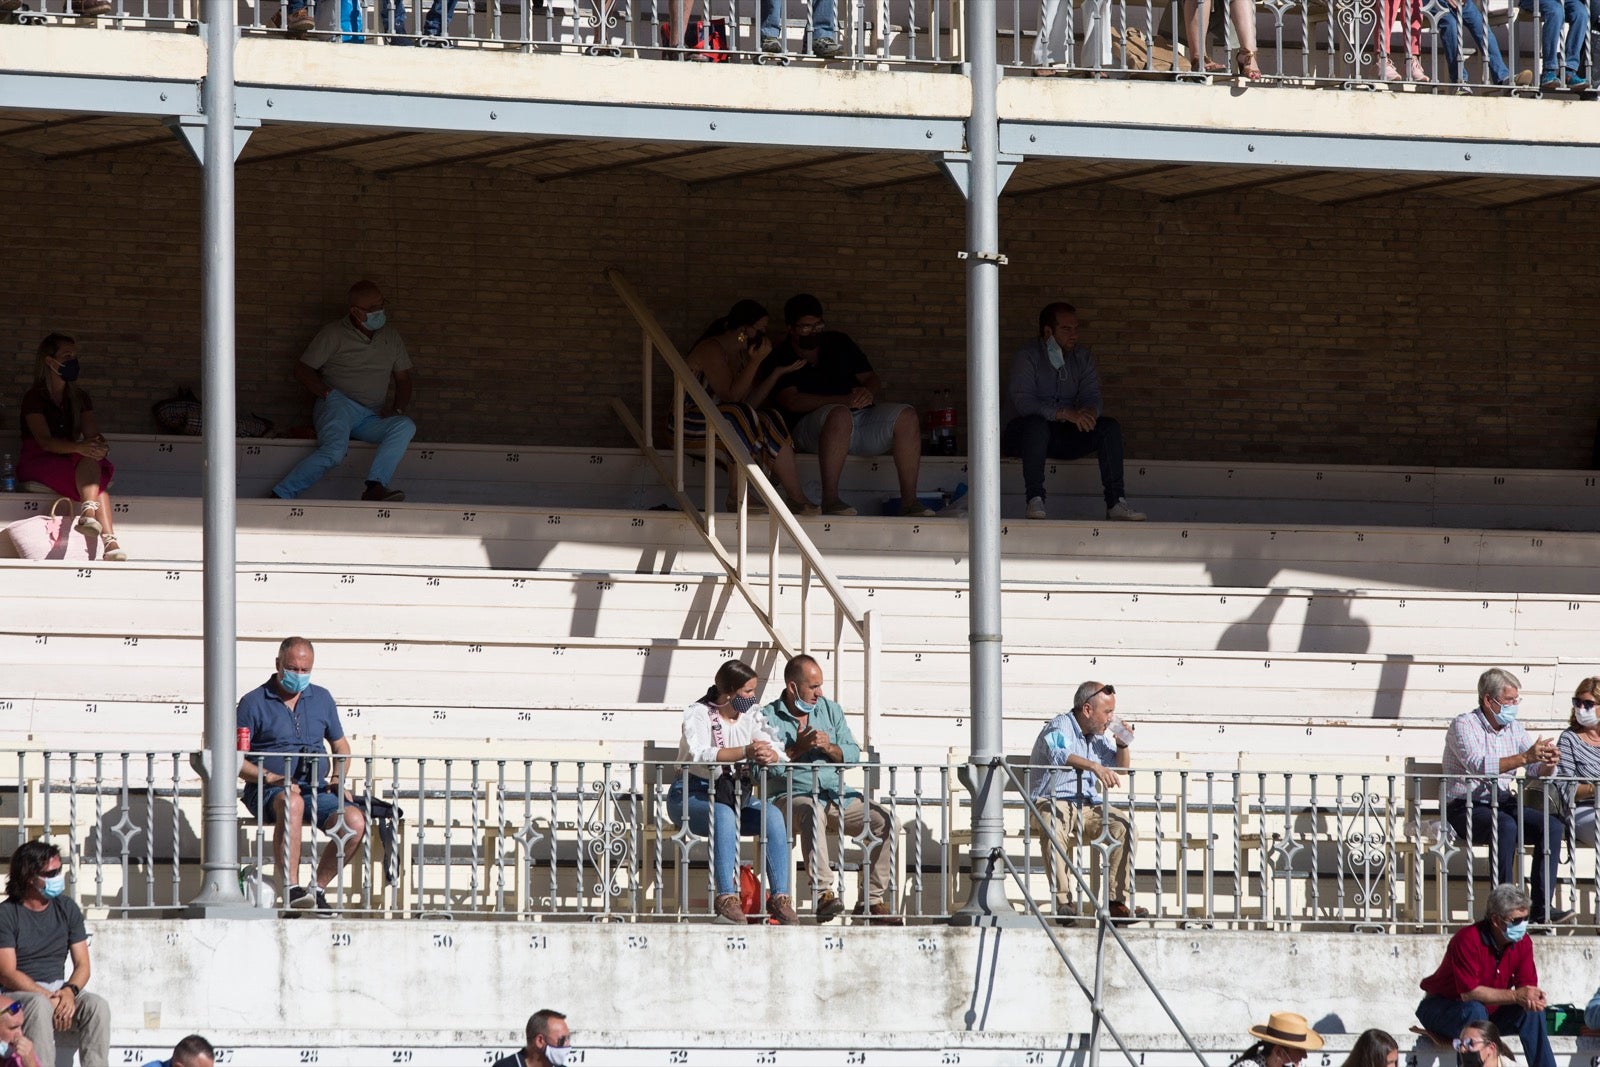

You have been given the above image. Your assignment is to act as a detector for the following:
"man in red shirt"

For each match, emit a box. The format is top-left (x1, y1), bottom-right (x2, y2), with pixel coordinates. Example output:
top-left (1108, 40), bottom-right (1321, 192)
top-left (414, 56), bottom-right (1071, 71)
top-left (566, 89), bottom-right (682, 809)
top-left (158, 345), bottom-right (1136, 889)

top-left (1415, 884), bottom-right (1554, 1067)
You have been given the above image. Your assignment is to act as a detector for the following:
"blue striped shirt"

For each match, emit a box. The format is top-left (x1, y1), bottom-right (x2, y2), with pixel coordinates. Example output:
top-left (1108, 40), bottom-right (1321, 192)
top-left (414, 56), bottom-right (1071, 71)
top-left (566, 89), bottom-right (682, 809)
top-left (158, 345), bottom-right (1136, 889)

top-left (1028, 712), bottom-right (1118, 803)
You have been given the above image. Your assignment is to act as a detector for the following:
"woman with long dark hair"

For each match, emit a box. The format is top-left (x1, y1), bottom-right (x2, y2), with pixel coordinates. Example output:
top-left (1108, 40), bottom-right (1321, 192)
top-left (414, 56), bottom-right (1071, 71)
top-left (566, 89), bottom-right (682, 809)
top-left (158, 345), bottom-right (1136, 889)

top-left (1340, 1030), bottom-right (1398, 1067)
top-left (16, 333), bottom-right (127, 560)
top-left (665, 659), bottom-right (798, 925)
top-left (678, 300), bottom-right (818, 514)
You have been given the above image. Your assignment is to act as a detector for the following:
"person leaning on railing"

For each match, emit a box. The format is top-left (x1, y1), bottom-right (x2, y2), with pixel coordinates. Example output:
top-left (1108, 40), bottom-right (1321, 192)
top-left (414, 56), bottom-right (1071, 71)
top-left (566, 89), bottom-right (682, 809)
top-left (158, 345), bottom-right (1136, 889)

top-left (1026, 680), bottom-right (1147, 926)
top-left (1180, 0), bottom-right (1260, 78)
top-left (1415, 883), bottom-right (1556, 1067)
top-left (666, 659), bottom-right (799, 925)
top-left (761, 653), bottom-right (902, 926)
top-left (1553, 675), bottom-right (1600, 845)
top-left (17, 332), bottom-right (128, 561)
top-left (677, 300), bottom-right (819, 515)
top-left (1441, 668), bottom-right (1568, 925)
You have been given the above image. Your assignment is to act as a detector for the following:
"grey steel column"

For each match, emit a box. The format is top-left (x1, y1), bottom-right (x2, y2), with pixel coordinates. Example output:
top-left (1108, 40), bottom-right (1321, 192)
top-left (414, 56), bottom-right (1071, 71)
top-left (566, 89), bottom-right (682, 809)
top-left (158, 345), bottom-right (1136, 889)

top-left (952, 0), bottom-right (1016, 923)
top-left (188, 0), bottom-right (247, 913)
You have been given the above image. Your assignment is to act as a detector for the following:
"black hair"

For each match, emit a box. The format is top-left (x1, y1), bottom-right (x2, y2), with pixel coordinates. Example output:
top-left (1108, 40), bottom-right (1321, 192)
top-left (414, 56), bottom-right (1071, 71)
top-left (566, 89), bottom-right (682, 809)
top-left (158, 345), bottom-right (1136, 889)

top-left (1038, 301), bottom-right (1077, 333)
top-left (703, 659), bottom-right (759, 704)
top-left (694, 299), bottom-right (768, 348)
top-left (173, 1035), bottom-right (216, 1066)
top-left (526, 1009), bottom-right (567, 1046)
top-left (784, 293), bottom-right (825, 324)
top-left (1339, 1030), bottom-right (1397, 1067)
top-left (6, 840), bottom-right (60, 902)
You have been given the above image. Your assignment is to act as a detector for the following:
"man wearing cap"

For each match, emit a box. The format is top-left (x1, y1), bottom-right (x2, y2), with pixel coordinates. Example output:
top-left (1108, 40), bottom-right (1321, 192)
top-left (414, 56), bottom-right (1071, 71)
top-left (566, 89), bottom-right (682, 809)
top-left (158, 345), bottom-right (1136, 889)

top-left (492, 1009), bottom-right (573, 1067)
top-left (1026, 680), bottom-right (1147, 926)
top-left (1414, 883), bottom-right (1556, 1067)
top-left (235, 636), bottom-right (367, 914)
top-left (1237, 1011), bottom-right (1323, 1066)
top-left (758, 293), bottom-right (931, 518)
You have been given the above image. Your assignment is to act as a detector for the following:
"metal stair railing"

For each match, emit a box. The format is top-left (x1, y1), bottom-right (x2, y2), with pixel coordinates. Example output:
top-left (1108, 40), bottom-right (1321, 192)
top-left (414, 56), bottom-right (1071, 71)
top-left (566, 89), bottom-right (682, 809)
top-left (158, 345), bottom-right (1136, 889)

top-left (992, 759), bottom-right (1210, 1067)
top-left (603, 266), bottom-right (879, 745)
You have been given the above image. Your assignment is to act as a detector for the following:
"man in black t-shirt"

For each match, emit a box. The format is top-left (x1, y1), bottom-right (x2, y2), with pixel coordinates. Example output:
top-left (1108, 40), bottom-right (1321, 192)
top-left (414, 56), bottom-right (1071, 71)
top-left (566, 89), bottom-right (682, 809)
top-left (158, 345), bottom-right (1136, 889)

top-left (0, 841), bottom-right (109, 1067)
top-left (758, 294), bottom-right (931, 517)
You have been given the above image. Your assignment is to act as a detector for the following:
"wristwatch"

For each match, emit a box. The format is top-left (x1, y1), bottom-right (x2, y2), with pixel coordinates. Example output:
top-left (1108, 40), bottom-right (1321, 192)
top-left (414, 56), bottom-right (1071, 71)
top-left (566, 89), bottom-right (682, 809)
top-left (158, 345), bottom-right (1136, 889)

top-left (63, 983), bottom-right (80, 996)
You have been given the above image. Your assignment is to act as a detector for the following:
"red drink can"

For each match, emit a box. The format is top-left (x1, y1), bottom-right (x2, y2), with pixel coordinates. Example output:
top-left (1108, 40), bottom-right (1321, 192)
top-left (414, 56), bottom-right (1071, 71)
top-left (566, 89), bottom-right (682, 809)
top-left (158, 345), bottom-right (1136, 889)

top-left (236, 727), bottom-right (250, 752)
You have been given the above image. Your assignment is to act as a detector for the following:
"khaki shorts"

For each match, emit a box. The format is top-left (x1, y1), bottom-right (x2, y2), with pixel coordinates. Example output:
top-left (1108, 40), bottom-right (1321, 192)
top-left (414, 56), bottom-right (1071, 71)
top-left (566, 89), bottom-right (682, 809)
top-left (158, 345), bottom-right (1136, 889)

top-left (791, 402), bottom-right (910, 456)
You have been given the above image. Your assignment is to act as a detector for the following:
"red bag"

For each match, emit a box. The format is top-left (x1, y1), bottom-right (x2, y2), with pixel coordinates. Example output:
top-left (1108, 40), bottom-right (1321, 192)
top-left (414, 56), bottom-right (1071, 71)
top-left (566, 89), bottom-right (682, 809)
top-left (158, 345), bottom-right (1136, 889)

top-left (659, 16), bottom-right (731, 61)
top-left (739, 863), bottom-right (765, 924)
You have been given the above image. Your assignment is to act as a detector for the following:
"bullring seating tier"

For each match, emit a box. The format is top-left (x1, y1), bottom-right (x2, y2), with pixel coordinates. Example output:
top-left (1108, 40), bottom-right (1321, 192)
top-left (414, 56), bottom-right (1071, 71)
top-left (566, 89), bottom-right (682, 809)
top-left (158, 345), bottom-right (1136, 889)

top-left (2, 436), bottom-right (1597, 765)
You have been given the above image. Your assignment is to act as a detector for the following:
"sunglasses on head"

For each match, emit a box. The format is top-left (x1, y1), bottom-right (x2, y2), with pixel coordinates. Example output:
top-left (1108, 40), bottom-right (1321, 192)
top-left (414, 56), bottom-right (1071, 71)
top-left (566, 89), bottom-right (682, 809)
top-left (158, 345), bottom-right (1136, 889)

top-left (1086, 684), bottom-right (1115, 703)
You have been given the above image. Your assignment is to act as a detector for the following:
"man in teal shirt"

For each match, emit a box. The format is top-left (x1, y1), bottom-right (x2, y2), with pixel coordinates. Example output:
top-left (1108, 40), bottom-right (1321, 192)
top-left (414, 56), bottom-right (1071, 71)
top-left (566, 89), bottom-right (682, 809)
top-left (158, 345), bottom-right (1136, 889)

top-left (762, 654), bottom-right (901, 925)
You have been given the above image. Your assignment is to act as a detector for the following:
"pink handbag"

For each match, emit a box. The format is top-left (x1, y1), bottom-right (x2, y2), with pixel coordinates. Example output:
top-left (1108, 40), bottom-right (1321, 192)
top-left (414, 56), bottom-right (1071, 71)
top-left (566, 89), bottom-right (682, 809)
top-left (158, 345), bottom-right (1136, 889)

top-left (3, 498), bottom-right (99, 561)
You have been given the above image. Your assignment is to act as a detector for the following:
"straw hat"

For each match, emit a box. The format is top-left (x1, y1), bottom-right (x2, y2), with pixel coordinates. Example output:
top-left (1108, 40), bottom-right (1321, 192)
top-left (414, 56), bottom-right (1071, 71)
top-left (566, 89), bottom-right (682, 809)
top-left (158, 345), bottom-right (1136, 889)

top-left (1247, 1012), bottom-right (1325, 1051)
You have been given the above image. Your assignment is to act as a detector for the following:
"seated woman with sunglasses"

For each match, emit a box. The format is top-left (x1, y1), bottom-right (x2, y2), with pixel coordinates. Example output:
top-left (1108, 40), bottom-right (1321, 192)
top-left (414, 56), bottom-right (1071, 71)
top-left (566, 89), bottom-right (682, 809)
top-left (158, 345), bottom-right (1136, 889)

top-left (1454, 1021), bottom-right (1516, 1067)
top-left (1555, 676), bottom-right (1600, 844)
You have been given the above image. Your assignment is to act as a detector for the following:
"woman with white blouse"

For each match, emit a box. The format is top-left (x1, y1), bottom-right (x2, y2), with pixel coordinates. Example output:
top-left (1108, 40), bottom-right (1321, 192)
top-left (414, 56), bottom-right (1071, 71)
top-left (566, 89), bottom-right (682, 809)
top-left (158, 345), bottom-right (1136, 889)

top-left (666, 659), bottom-right (798, 925)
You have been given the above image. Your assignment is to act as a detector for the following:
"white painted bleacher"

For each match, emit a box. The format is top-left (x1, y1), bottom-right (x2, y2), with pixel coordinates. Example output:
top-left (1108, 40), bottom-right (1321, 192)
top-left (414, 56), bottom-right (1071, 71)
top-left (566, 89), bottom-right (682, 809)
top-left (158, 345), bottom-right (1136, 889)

top-left (4, 437), bottom-right (1599, 768)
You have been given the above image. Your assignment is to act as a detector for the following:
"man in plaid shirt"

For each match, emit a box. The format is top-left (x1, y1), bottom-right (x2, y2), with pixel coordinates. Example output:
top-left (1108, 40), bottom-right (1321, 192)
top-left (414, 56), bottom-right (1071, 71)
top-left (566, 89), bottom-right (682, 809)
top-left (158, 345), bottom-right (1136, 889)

top-left (1443, 668), bottom-right (1567, 925)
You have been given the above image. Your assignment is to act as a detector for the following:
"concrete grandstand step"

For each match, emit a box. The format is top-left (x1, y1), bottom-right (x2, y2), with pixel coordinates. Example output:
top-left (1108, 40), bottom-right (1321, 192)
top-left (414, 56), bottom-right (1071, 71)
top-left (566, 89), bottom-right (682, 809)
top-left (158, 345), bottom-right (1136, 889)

top-left (95, 435), bottom-right (1600, 529)
top-left (4, 495), bottom-right (1599, 593)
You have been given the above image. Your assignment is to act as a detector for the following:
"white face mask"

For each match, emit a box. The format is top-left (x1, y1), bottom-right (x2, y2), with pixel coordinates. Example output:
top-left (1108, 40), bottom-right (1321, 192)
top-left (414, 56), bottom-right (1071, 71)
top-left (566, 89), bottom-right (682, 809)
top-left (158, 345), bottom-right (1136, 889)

top-left (1578, 705), bottom-right (1599, 729)
top-left (544, 1046), bottom-right (572, 1067)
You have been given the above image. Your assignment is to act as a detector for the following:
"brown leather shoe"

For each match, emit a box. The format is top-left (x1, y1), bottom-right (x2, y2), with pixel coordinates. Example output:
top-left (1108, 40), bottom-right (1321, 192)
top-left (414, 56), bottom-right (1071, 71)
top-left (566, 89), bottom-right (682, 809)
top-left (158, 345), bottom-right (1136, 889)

top-left (815, 891), bottom-right (845, 923)
top-left (867, 902), bottom-right (904, 927)
top-left (767, 894), bottom-right (799, 926)
top-left (1109, 901), bottom-right (1149, 926)
top-left (713, 894), bottom-right (744, 925)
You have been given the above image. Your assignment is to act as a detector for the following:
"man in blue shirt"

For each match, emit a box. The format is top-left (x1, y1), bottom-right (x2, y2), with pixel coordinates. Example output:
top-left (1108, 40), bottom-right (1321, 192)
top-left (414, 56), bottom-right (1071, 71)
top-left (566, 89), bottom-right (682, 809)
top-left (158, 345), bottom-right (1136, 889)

top-left (761, 655), bottom-right (901, 926)
top-left (1028, 680), bottom-right (1147, 925)
top-left (1004, 301), bottom-right (1144, 522)
top-left (142, 1034), bottom-right (215, 1067)
top-left (235, 637), bottom-right (367, 914)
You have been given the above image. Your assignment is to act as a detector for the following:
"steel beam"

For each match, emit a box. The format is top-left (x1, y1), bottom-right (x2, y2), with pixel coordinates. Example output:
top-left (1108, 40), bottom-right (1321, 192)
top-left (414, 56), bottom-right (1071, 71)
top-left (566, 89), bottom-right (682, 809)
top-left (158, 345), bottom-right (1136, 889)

top-left (233, 86), bottom-right (969, 153)
top-left (1004, 122), bottom-right (1600, 180)
top-left (0, 71), bottom-right (198, 117)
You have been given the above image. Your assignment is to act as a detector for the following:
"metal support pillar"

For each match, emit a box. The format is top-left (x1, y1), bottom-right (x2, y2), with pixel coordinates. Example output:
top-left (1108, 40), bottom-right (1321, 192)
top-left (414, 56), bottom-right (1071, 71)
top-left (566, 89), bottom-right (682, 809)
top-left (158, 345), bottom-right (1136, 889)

top-left (950, 0), bottom-right (1021, 926)
top-left (187, 0), bottom-right (252, 917)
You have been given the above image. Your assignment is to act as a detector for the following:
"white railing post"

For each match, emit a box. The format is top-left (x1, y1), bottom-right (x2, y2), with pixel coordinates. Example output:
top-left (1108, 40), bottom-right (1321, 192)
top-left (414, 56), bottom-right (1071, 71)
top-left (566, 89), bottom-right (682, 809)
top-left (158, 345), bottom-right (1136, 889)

top-left (862, 608), bottom-right (878, 750)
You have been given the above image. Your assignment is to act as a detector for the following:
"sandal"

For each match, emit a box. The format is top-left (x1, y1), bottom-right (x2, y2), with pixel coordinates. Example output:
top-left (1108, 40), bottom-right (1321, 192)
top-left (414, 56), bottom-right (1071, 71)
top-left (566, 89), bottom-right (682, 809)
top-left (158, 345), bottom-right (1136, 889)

top-left (785, 496), bottom-right (821, 517)
top-left (100, 534), bottom-right (127, 562)
top-left (75, 501), bottom-right (102, 536)
top-left (1190, 56), bottom-right (1227, 73)
top-left (1236, 48), bottom-right (1261, 81)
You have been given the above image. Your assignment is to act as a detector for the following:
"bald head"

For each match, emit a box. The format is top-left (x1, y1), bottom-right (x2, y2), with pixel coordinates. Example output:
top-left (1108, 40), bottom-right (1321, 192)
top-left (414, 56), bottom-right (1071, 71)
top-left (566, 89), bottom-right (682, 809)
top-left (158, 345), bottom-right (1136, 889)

top-left (348, 280), bottom-right (382, 305)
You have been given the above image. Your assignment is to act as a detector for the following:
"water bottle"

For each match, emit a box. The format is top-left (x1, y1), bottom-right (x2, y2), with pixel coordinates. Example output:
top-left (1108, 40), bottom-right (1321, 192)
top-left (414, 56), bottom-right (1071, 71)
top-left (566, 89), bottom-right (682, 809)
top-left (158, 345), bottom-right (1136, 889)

top-left (1, 454), bottom-right (14, 493)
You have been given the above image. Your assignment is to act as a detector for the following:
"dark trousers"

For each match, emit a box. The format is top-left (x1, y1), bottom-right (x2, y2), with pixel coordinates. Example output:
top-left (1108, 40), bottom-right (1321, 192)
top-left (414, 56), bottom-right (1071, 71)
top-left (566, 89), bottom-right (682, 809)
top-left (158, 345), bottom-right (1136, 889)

top-left (1002, 413), bottom-right (1126, 507)
top-left (1446, 794), bottom-right (1562, 922)
top-left (1415, 995), bottom-right (1555, 1067)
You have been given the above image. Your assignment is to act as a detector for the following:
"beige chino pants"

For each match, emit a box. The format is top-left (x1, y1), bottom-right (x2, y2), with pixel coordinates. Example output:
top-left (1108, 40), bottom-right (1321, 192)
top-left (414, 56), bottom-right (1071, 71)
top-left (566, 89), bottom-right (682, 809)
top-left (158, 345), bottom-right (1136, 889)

top-left (1035, 797), bottom-right (1138, 910)
top-left (787, 796), bottom-right (898, 906)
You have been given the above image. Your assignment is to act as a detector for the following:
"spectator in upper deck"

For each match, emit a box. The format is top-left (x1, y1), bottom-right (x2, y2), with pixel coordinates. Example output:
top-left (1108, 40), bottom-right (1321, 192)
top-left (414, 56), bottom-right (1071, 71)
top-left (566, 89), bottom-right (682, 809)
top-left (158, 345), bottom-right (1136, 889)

top-left (1180, 0), bottom-right (1260, 78)
top-left (1523, 0), bottom-right (1588, 90)
top-left (17, 332), bottom-right (127, 561)
top-left (1004, 302), bottom-right (1144, 523)
top-left (1552, 675), bottom-right (1600, 843)
top-left (678, 300), bottom-right (818, 515)
top-left (1442, 668), bottom-right (1568, 925)
top-left (759, 0), bottom-right (842, 58)
top-left (759, 294), bottom-right (931, 518)
top-left (1426, 0), bottom-right (1514, 88)
top-left (270, 280), bottom-right (416, 503)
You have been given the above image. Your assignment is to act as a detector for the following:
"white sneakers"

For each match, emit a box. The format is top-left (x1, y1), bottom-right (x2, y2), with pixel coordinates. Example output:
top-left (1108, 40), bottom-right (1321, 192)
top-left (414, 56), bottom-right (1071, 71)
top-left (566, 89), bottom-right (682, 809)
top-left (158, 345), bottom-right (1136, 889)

top-left (1026, 496), bottom-right (1147, 521)
top-left (1107, 498), bottom-right (1147, 521)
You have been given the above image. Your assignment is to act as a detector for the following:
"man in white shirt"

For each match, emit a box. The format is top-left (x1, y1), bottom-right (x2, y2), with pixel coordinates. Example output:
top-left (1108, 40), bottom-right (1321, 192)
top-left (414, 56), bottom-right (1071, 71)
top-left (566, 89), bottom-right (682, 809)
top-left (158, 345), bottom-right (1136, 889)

top-left (271, 280), bottom-right (417, 502)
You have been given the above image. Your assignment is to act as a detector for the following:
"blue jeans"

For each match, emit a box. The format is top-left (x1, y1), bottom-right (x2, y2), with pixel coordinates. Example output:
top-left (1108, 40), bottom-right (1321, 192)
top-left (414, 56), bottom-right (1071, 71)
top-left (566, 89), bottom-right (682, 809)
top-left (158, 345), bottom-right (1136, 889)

top-left (761, 0), bottom-right (837, 41)
top-left (1520, 0), bottom-right (1588, 77)
top-left (273, 389), bottom-right (416, 499)
top-left (1002, 413), bottom-right (1128, 508)
top-left (666, 777), bottom-right (791, 897)
top-left (1416, 995), bottom-right (1555, 1067)
top-left (381, 0), bottom-right (460, 38)
top-left (1429, 0), bottom-right (1511, 81)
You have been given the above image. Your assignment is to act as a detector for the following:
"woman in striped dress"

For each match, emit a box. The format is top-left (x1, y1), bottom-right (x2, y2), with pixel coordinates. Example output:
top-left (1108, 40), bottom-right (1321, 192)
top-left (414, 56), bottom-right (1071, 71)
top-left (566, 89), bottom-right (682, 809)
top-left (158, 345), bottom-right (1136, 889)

top-left (679, 300), bottom-right (819, 514)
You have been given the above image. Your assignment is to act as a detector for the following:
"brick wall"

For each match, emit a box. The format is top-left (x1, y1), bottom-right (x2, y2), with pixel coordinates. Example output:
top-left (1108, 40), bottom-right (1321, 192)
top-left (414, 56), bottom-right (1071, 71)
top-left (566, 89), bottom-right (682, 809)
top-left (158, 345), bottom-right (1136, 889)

top-left (3, 146), bottom-right (1595, 469)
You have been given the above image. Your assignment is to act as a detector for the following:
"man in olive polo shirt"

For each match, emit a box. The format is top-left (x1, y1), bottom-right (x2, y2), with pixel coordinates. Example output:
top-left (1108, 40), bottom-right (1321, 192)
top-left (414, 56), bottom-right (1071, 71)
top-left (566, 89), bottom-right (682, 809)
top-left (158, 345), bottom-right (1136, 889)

top-left (762, 654), bottom-right (901, 925)
top-left (271, 279), bottom-right (417, 502)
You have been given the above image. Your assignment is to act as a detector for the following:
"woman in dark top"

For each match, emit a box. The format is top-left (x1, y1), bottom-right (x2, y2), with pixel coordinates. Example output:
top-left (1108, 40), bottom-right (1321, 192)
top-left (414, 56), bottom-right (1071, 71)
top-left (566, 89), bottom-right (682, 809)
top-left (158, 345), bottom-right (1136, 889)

top-left (17, 333), bottom-right (126, 561)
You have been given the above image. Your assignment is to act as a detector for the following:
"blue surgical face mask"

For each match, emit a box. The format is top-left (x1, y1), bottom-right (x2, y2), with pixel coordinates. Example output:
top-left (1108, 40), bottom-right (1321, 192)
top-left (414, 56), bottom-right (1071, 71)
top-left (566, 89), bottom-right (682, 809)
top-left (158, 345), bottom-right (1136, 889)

top-left (41, 873), bottom-right (65, 899)
top-left (363, 309), bottom-right (387, 332)
top-left (792, 695), bottom-right (818, 715)
top-left (1494, 700), bottom-right (1520, 727)
top-left (0, 1039), bottom-right (10, 1056)
top-left (55, 358), bottom-right (81, 383)
top-left (1045, 336), bottom-right (1065, 371)
top-left (279, 669), bottom-right (312, 696)
top-left (729, 695), bottom-right (758, 714)
top-left (1504, 919), bottom-right (1529, 942)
